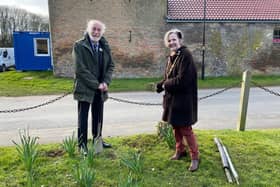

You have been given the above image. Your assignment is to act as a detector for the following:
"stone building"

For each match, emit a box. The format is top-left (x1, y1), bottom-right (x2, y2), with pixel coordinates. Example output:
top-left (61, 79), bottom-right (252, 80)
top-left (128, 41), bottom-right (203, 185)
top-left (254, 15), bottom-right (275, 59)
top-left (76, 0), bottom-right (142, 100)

top-left (48, 0), bottom-right (280, 78)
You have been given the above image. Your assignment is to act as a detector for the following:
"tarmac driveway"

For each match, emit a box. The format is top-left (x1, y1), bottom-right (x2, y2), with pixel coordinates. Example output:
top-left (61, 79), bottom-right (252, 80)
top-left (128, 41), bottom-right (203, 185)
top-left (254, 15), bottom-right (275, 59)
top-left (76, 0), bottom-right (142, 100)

top-left (0, 87), bottom-right (279, 146)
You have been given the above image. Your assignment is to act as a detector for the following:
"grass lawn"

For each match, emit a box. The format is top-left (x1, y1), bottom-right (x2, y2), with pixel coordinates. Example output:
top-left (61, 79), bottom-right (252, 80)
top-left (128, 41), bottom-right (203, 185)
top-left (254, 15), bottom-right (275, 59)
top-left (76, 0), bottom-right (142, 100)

top-left (0, 70), bottom-right (280, 96)
top-left (0, 129), bottom-right (279, 186)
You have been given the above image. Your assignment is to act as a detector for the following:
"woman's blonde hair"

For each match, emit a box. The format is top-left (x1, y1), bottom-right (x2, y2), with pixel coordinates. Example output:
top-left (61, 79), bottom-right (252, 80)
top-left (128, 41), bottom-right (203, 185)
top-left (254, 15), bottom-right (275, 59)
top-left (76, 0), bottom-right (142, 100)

top-left (163, 28), bottom-right (184, 47)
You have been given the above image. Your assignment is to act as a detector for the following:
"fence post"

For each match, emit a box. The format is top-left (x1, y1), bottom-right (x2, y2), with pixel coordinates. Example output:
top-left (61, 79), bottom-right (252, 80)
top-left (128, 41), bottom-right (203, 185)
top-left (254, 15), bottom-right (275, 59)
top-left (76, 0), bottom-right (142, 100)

top-left (237, 70), bottom-right (251, 131)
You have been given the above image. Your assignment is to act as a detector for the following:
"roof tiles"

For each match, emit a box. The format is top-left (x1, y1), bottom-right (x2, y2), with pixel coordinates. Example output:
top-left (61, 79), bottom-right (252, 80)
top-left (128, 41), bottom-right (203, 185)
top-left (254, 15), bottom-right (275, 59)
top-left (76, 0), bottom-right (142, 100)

top-left (167, 0), bottom-right (280, 21)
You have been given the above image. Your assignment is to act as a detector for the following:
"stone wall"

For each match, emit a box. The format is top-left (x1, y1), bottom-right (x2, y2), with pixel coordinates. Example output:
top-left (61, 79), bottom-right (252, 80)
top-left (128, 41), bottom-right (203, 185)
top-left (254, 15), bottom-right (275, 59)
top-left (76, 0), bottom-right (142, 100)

top-left (166, 22), bottom-right (280, 76)
top-left (48, 0), bottom-right (167, 78)
top-left (48, 0), bottom-right (280, 77)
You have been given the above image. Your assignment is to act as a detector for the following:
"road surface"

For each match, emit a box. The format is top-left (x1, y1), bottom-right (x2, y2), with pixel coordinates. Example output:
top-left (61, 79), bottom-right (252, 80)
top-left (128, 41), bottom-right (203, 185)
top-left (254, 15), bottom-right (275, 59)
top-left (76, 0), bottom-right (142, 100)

top-left (0, 87), bottom-right (279, 146)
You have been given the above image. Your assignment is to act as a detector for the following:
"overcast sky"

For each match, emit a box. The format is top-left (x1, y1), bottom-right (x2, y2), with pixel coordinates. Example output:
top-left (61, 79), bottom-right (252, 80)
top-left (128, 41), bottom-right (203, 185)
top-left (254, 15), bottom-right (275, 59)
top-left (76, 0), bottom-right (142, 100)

top-left (0, 0), bottom-right (48, 17)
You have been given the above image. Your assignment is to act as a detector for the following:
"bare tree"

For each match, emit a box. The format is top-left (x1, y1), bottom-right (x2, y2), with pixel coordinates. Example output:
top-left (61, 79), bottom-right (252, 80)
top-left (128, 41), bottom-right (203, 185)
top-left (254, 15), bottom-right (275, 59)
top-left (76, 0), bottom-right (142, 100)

top-left (0, 6), bottom-right (49, 47)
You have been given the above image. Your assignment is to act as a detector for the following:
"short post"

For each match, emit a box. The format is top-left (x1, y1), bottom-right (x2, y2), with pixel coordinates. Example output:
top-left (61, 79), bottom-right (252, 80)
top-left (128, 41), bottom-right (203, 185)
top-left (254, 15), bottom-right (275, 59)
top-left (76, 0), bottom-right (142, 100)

top-left (237, 70), bottom-right (251, 131)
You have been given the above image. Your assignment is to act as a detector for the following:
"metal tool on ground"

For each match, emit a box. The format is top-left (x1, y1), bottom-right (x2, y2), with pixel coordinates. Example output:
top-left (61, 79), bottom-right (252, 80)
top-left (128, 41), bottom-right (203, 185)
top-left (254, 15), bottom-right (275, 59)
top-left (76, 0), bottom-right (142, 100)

top-left (214, 137), bottom-right (233, 183)
top-left (223, 145), bottom-right (240, 185)
top-left (214, 137), bottom-right (239, 185)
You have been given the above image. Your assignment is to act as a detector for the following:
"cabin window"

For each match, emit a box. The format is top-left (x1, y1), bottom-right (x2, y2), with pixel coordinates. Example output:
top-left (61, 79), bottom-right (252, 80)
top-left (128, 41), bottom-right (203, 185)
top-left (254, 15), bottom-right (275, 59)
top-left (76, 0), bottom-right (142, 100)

top-left (273, 28), bottom-right (280, 43)
top-left (34, 38), bottom-right (50, 56)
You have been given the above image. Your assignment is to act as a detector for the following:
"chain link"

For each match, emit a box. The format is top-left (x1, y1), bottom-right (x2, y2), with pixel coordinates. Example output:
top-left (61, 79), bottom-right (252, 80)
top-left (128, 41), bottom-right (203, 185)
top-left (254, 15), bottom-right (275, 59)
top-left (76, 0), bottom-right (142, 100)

top-left (0, 92), bottom-right (72, 113)
top-left (108, 96), bottom-right (162, 106)
top-left (1, 80), bottom-right (278, 113)
top-left (109, 82), bottom-right (241, 105)
top-left (0, 81), bottom-right (241, 113)
top-left (251, 81), bottom-right (280, 97)
top-left (199, 82), bottom-right (241, 101)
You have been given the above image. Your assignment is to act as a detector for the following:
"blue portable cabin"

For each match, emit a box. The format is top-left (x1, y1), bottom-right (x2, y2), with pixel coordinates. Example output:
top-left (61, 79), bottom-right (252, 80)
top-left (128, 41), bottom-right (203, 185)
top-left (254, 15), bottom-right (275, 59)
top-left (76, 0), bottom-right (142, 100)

top-left (13, 31), bottom-right (52, 71)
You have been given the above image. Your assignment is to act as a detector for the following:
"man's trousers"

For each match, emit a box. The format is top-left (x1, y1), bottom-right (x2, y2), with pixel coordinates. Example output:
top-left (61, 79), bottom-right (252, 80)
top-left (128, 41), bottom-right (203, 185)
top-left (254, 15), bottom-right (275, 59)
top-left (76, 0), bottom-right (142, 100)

top-left (77, 93), bottom-right (103, 149)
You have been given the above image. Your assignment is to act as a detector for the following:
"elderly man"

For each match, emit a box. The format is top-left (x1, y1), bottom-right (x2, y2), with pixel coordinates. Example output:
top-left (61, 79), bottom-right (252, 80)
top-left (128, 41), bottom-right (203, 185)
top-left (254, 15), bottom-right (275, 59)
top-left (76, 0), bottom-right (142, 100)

top-left (72, 19), bottom-right (115, 151)
top-left (156, 29), bottom-right (199, 172)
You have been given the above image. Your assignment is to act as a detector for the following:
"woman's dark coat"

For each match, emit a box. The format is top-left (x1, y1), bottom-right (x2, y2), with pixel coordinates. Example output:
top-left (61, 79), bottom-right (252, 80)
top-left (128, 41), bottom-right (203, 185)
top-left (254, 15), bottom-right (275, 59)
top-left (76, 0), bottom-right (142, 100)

top-left (72, 34), bottom-right (114, 103)
top-left (157, 46), bottom-right (198, 127)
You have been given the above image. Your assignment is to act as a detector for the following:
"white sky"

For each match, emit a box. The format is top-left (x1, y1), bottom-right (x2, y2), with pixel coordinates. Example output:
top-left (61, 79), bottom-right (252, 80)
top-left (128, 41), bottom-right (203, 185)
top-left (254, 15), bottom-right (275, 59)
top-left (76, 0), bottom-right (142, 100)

top-left (0, 0), bottom-right (48, 17)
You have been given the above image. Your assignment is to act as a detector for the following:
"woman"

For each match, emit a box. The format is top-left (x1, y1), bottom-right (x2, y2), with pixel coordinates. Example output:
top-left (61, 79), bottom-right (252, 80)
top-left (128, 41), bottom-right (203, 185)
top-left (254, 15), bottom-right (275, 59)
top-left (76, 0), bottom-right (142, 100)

top-left (156, 28), bottom-right (199, 172)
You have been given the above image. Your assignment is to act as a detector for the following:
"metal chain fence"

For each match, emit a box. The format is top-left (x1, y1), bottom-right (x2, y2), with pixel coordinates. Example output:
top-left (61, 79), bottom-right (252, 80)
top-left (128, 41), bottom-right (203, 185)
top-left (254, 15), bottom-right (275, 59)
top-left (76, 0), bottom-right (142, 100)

top-left (0, 81), bottom-right (254, 113)
top-left (108, 96), bottom-right (162, 106)
top-left (109, 82), bottom-right (241, 105)
top-left (0, 92), bottom-right (72, 113)
top-left (198, 82), bottom-right (241, 101)
top-left (251, 81), bottom-right (280, 97)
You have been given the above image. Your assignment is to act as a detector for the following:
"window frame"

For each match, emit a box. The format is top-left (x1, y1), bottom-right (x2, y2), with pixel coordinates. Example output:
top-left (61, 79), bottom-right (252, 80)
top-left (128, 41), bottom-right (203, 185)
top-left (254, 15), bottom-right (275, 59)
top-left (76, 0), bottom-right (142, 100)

top-left (33, 38), bottom-right (50, 56)
top-left (273, 28), bottom-right (280, 43)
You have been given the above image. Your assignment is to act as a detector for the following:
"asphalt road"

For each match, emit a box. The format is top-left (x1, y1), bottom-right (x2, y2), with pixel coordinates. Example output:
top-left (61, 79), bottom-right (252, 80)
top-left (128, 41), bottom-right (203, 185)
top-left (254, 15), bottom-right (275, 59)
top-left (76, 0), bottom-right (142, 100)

top-left (1, 87), bottom-right (279, 146)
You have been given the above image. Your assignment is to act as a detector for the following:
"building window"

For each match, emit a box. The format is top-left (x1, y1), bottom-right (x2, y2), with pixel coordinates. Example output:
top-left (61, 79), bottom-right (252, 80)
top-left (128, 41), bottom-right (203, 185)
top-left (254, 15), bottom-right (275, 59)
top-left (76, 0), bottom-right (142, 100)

top-left (34, 38), bottom-right (50, 56)
top-left (273, 28), bottom-right (280, 43)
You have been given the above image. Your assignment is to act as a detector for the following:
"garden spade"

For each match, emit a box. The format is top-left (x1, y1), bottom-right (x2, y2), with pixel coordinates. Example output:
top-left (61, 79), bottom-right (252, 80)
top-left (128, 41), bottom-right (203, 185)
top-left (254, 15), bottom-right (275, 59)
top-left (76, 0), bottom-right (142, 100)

top-left (93, 95), bottom-right (104, 154)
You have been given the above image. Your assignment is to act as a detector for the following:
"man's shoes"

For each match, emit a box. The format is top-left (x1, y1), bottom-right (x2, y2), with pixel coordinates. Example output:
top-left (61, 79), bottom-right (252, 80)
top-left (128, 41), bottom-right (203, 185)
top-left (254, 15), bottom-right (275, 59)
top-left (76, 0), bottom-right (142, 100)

top-left (102, 141), bottom-right (112, 148)
top-left (170, 151), bottom-right (187, 160)
top-left (188, 159), bottom-right (199, 172)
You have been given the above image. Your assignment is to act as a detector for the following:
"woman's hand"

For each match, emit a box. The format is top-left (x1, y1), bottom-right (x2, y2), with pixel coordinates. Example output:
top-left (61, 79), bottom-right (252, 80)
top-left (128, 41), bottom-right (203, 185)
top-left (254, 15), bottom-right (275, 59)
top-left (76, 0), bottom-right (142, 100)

top-left (156, 82), bottom-right (164, 93)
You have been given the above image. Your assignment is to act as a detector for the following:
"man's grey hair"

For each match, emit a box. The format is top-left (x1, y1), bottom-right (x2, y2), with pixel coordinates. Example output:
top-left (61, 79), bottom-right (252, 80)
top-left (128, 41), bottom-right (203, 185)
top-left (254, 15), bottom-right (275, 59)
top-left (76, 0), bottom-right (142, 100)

top-left (86, 19), bottom-right (106, 35)
top-left (164, 28), bottom-right (184, 47)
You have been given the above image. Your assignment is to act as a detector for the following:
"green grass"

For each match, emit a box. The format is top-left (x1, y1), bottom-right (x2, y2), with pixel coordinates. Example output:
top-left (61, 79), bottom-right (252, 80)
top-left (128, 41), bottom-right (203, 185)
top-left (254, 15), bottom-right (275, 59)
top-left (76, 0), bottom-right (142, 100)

top-left (1, 129), bottom-right (280, 186)
top-left (0, 70), bottom-right (280, 96)
top-left (0, 71), bottom-right (160, 96)
top-left (198, 74), bottom-right (280, 88)
top-left (0, 71), bottom-right (73, 96)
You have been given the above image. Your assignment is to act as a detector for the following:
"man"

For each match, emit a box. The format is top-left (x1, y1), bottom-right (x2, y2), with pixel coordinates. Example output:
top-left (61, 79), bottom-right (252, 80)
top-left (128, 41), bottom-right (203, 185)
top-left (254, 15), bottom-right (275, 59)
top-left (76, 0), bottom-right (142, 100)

top-left (156, 29), bottom-right (199, 172)
top-left (72, 19), bottom-right (115, 151)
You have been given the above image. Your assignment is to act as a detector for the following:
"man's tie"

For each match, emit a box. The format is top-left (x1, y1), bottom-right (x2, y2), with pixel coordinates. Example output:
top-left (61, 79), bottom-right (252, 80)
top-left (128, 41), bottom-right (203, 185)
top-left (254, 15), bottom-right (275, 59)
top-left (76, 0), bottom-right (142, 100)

top-left (93, 43), bottom-right (98, 53)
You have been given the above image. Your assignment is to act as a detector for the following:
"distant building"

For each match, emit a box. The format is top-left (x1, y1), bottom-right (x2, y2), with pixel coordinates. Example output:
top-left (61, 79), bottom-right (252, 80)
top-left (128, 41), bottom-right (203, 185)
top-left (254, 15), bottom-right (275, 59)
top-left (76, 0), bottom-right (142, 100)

top-left (48, 0), bottom-right (280, 77)
top-left (13, 31), bottom-right (52, 71)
